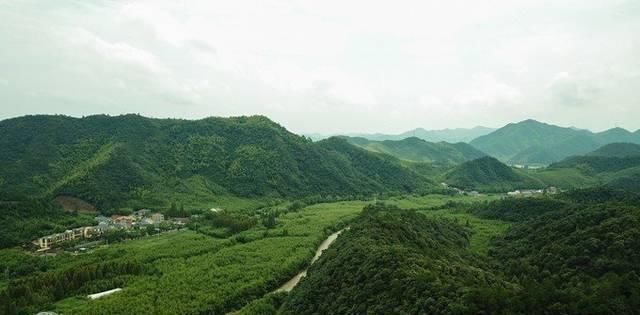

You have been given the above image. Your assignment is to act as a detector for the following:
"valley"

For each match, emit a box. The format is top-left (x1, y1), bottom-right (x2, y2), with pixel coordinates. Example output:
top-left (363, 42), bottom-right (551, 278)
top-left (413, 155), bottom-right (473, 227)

top-left (1, 194), bottom-right (497, 314)
top-left (3, 2), bottom-right (640, 313)
top-left (1, 115), bottom-right (639, 315)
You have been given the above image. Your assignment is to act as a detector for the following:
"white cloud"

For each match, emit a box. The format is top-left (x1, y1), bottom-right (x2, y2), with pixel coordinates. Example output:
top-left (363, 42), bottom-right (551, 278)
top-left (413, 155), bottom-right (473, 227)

top-left (1, 0), bottom-right (640, 132)
top-left (66, 28), bottom-right (168, 74)
top-left (452, 74), bottom-right (521, 108)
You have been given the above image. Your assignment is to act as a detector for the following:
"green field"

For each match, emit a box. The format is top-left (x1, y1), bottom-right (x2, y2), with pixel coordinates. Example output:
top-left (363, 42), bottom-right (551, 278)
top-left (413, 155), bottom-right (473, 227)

top-left (419, 209), bottom-right (510, 254)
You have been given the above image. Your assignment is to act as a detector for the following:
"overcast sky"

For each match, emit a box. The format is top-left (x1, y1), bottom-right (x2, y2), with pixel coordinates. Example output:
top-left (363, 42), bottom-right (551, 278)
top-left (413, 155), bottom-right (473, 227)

top-left (1, 0), bottom-right (639, 134)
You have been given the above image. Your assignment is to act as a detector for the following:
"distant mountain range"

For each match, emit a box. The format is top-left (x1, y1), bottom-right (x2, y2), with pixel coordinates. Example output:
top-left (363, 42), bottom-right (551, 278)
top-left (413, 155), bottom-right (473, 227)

top-left (306, 126), bottom-right (496, 143)
top-left (470, 120), bottom-right (640, 165)
top-left (342, 136), bottom-right (486, 165)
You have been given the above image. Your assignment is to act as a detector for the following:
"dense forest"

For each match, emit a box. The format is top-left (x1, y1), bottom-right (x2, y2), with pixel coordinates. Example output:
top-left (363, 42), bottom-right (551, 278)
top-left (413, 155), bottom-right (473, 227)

top-left (279, 188), bottom-right (640, 314)
top-left (0, 115), bottom-right (431, 210)
top-left (444, 156), bottom-right (544, 192)
top-left (0, 199), bottom-right (95, 248)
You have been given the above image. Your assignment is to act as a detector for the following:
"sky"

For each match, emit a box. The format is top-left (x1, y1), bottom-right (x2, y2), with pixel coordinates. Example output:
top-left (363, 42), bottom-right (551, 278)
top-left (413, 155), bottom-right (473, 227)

top-left (1, 0), bottom-right (639, 134)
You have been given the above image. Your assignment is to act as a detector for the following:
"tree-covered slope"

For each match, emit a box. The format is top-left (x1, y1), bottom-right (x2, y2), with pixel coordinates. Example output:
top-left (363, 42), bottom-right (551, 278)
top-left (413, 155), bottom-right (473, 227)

top-left (587, 143), bottom-right (640, 157)
top-left (280, 189), bottom-right (640, 314)
top-left (281, 203), bottom-right (504, 315)
top-left (470, 120), bottom-right (640, 165)
top-left (344, 136), bottom-right (486, 164)
top-left (0, 115), bottom-right (431, 209)
top-left (444, 156), bottom-right (544, 191)
top-left (481, 188), bottom-right (640, 314)
top-left (527, 143), bottom-right (640, 192)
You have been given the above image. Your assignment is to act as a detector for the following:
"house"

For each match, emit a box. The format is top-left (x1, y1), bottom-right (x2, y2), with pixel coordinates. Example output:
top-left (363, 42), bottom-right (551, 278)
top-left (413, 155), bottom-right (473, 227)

top-left (95, 215), bottom-right (110, 223)
top-left (151, 213), bottom-right (164, 223)
top-left (97, 221), bottom-right (110, 231)
top-left (134, 209), bottom-right (151, 218)
top-left (111, 215), bottom-right (135, 228)
top-left (172, 217), bottom-right (190, 226)
top-left (33, 226), bottom-right (101, 250)
top-left (138, 218), bottom-right (155, 226)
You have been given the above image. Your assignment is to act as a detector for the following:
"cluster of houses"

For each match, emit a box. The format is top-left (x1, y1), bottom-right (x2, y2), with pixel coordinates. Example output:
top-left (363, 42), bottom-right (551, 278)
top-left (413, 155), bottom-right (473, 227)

top-left (507, 186), bottom-right (559, 197)
top-left (32, 209), bottom-right (188, 251)
top-left (94, 209), bottom-right (166, 230)
top-left (440, 183), bottom-right (482, 197)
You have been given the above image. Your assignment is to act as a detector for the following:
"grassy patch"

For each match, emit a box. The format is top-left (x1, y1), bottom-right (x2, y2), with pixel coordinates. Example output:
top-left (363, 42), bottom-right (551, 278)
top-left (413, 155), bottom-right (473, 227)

top-left (419, 209), bottom-right (510, 255)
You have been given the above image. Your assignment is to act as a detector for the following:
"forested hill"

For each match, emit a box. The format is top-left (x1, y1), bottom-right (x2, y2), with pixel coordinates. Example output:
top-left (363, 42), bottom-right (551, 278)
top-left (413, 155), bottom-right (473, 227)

top-left (444, 156), bottom-right (544, 192)
top-left (343, 136), bottom-right (486, 164)
top-left (0, 115), bottom-right (431, 209)
top-left (281, 189), bottom-right (640, 314)
top-left (586, 142), bottom-right (640, 157)
top-left (546, 143), bottom-right (640, 191)
top-left (470, 119), bottom-right (640, 165)
top-left (281, 203), bottom-right (496, 315)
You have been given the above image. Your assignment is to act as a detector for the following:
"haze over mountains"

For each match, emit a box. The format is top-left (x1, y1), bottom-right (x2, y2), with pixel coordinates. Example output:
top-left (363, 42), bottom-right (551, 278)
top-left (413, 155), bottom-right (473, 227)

top-left (342, 136), bottom-right (486, 165)
top-left (316, 119), bottom-right (640, 166)
top-left (307, 126), bottom-right (496, 143)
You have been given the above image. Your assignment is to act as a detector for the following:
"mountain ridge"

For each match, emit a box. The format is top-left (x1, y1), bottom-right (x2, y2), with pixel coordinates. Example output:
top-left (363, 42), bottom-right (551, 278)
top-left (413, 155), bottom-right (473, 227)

top-left (0, 114), bottom-right (432, 209)
top-left (342, 136), bottom-right (486, 165)
top-left (470, 119), bottom-right (640, 165)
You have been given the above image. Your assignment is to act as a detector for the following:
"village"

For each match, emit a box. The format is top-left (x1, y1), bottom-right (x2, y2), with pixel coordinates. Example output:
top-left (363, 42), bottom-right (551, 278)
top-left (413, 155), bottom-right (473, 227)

top-left (441, 182), bottom-right (559, 198)
top-left (32, 209), bottom-right (190, 251)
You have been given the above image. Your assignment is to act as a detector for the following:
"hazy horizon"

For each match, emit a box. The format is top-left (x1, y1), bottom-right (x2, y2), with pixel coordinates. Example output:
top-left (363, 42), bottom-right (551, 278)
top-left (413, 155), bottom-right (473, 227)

top-left (2, 113), bottom-right (637, 136)
top-left (2, 0), bottom-right (640, 134)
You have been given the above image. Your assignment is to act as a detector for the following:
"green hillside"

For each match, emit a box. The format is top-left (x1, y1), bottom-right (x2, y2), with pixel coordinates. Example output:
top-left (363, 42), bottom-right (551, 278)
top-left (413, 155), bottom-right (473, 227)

top-left (470, 120), bottom-right (640, 165)
top-left (280, 190), bottom-right (640, 314)
top-left (0, 115), bottom-right (431, 210)
top-left (587, 143), bottom-right (640, 157)
top-left (445, 156), bottom-right (544, 192)
top-left (281, 203), bottom-right (503, 315)
top-left (344, 136), bottom-right (486, 164)
top-left (534, 143), bottom-right (640, 191)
